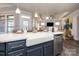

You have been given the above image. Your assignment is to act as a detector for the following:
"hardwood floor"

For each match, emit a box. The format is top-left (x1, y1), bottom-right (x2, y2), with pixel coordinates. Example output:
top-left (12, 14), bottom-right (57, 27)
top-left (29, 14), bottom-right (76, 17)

top-left (61, 39), bottom-right (79, 56)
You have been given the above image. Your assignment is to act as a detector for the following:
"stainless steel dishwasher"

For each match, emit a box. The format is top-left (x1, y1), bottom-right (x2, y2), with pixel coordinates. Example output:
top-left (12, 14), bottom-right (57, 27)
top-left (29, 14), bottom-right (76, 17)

top-left (54, 34), bottom-right (63, 56)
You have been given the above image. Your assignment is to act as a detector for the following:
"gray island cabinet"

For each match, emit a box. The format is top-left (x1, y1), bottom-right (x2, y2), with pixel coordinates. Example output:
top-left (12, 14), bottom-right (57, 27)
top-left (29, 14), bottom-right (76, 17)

top-left (0, 40), bottom-right (54, 56)
top-left (0, 32), bottom-right (63, 56)
top-left (26, 40), bottom-right (54, 56)
top-left (0, 39), bottom-right (26, 56)
top-left (26, 33), bottom-right (63, 56)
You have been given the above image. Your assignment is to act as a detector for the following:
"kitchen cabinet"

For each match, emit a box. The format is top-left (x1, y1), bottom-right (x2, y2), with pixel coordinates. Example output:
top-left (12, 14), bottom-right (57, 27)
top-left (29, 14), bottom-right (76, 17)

top-left (27, 44), bottom-right (43, 56)
top-left (0, 39), bottom-right (26, 56)
top-left (43, 41), bottom-right (53, 56)
top-left (26, 40), bottom-right (53, 56)
top-left (0, 32), bottom-right (63, 56)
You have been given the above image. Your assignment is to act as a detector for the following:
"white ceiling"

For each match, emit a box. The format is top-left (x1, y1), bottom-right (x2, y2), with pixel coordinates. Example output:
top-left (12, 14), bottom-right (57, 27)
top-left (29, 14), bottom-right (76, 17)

top-left (0, 3), bottom-right (79, 16)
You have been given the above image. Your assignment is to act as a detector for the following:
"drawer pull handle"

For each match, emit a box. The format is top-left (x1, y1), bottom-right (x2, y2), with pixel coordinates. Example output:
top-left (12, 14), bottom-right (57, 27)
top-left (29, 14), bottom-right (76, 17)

top-left (11, 45), bottom-right (23, 49)
top-left (8, 49), bottom-right (24, 54)
top-left (16, 53), bottom-right (23, 56)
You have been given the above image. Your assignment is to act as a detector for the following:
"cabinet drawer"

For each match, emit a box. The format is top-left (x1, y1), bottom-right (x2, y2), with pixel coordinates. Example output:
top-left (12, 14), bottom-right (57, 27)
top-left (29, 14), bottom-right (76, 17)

top-left (6, 40), bottom-right (26, 52)
top-left (8, 49), bottom-right (25, 56)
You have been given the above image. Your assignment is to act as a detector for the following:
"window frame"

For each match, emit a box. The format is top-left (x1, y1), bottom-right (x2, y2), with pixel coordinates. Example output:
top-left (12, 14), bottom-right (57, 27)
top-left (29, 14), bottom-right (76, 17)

top-left (7, 15), bottom-right (14, 33)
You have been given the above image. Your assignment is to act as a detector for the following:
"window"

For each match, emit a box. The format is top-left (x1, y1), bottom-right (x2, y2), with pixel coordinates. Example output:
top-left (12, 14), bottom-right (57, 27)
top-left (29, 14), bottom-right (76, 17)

top-left (21, 15), bottom-right (30, 31)
top-left (23, 20), bottom-right (28, 27)
top-left (7, 15), bottom-right (14, 32)
top-left (0, 16), bottom-right (5, 33)
top-left (23, 20), bottom-right (28, 30)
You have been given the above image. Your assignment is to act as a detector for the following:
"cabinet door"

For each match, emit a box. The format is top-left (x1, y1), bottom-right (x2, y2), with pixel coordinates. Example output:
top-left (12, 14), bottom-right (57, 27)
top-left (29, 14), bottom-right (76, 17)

top-left (0, 43), bottom-right (6, 56)
top-left (27, 44), bottom-right (43, 56)
top-left (0, 43), bottom-right (6, 51)
top-left (0, 52), bottom-right (5, 56)
top-left (43, 40), bottom-right (53, 56)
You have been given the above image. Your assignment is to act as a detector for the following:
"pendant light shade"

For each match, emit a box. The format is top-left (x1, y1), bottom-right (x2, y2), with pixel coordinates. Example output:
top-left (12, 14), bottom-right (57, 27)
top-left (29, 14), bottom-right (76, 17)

top-left (46, 17), bottom-right (49, 19)
top-left (34, 12), bottom-right (38, 17)
top-left (55, 22), bottom-right (60, 26)
top-left (15, 8), bottom-right (21, 14)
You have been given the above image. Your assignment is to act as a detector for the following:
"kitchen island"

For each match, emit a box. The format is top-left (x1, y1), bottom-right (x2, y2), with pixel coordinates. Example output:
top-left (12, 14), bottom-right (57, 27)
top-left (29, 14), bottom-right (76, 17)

top-left (0, 32), bottom-right (63, 56)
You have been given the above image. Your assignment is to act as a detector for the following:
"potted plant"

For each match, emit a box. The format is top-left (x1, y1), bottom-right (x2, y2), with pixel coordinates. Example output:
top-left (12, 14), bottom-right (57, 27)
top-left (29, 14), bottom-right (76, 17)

top-left (64, 19), bottom-right (73, 40)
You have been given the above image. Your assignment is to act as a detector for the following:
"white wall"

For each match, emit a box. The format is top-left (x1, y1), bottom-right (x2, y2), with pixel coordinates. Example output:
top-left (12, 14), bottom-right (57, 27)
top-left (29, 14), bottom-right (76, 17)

top-left (72, 15), bottom-right (78, 40)
top-left (69, 9), bottom-right (79, 40)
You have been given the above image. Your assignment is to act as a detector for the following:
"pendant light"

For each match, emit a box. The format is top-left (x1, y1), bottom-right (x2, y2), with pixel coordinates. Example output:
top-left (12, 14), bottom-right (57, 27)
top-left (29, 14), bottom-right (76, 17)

top-left (34, 12), bottom-right (38, 17)
top-left (46, 17), bottom-right (49, 19)
top-left (15, 4), bottom-right (21, 14)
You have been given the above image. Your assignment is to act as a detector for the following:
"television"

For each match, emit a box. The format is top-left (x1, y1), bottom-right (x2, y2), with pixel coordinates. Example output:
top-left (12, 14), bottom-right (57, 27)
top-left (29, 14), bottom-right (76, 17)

top-left (47, 22), bottom-right (54, 27)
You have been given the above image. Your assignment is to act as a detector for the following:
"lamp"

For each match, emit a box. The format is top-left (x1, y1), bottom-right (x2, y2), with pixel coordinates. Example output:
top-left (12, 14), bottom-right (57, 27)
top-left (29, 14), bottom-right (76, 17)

top-left (34, 12), bottom-right (38, 17)
top-left (15, 4), bottom-right (21, 14)
top-left (55, 22), bottom-right (60, 26)
top-left (15, 8), bottom-right (21, 14)
top-left (41, 22), bottom-right (45, 26)
top-left (46, 17), bottom-right (49, 19)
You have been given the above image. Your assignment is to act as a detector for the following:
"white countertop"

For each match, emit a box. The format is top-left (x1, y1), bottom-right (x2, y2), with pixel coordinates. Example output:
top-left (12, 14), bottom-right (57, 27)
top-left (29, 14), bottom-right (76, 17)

top-left (0, 33), bottom-right (27, 43)
top-left (0, 32), bottom-right (64, 46)
top-left (26, 32), bottom-right (54, 46)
